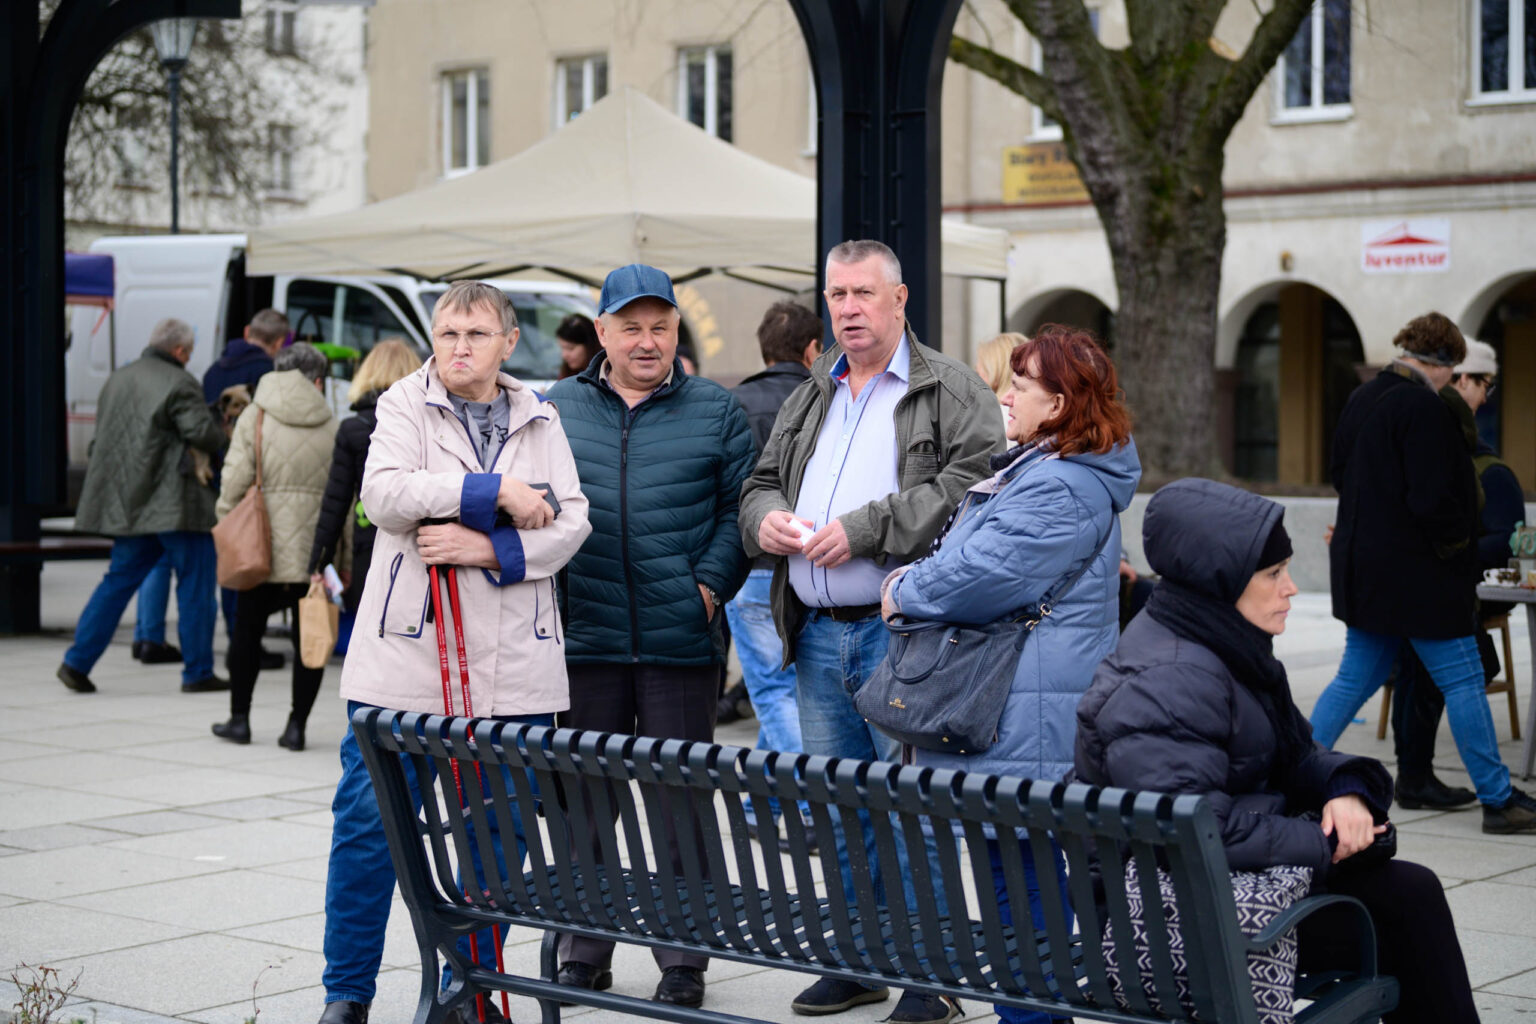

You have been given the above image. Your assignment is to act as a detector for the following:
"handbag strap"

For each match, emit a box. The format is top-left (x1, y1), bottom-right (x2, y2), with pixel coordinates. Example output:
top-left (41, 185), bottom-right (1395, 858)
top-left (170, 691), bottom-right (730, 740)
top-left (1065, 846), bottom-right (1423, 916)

top-left (253, 408), bottom-right (265, 489)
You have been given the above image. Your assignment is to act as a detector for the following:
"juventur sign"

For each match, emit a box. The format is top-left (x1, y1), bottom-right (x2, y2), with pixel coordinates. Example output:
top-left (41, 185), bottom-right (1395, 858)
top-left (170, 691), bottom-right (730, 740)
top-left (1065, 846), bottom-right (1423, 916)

top-left (1361, 219), bottom-right (1450, 274)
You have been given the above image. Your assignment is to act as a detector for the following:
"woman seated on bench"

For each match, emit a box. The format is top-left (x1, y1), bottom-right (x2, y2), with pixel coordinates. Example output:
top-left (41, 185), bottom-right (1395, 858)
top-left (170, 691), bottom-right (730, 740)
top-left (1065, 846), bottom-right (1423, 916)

top-left (1074, 478), bottom-right (1475, 1024)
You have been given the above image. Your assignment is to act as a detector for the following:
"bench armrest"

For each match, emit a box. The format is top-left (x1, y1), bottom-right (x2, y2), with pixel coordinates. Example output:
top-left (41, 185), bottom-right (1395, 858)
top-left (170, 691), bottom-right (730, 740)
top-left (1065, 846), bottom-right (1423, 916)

top-left (1243, 893), bottom-right (1378, 975)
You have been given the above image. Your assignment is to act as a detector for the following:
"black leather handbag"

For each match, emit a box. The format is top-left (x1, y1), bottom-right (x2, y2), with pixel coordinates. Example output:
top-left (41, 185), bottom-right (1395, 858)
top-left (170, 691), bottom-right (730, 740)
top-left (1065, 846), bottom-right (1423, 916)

top-left (856, 528), bottom-right (1110, 754)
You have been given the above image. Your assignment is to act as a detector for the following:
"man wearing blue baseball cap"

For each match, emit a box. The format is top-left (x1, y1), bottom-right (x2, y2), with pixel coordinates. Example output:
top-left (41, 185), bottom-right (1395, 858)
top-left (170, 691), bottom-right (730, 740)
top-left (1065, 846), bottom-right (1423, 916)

top-left (544, 264), bottom-right (756, 1009)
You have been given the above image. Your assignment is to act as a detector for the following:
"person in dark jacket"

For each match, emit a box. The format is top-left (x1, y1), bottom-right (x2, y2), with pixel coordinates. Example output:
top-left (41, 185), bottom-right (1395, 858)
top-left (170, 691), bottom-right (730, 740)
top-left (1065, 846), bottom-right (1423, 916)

top-left (307, 339), bottom-right (422, 612)
top-left (725, 300), bottom-right (821, 838)
top-left (543, 264), bottom-right (755, 1010)
top-left (57, 318), bottom-right (228, 694)
top-left (1309, 312), bottom-right (1536, 834)
top-left (1391, 339), bottom-right (1524, 809)
top-left (202, 308), bottom-right (289, 404)
top-left (1076, 478), bottom-right (1477, 1024)
top-left (555, 312), bottom-right (599, 380)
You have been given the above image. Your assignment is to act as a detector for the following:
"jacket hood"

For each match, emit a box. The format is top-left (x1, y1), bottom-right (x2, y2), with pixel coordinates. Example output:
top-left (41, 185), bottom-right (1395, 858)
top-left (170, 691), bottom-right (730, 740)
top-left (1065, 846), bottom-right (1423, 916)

top-left (1143, 478), bottom-right (1283, 603)
top-left (350, 389), bottom-right (382, 413)
top-left (252, 368), bottom-right (334, 427)
top-left (1056, 438), bottom-right (1141, 515)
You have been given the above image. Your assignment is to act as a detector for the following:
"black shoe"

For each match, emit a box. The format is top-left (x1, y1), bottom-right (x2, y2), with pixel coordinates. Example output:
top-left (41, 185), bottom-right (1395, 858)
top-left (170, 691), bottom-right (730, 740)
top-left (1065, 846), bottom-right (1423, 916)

top-left (885, 992), bottom-right (962, 1024)
top-left (56, 663), bottom-right (96, 693)
top-left (654, 966), bottom-right (705, 1008)
top-left (278, 715), bottom-right (306, 751)
top-left (132, 640), bottom-right (183, 664)
top-left (1395, 773), bottom-right (1477, 810)
top-left (791, 978), bottom-right (890, 1015)
top-left (317, 1001), bottom-right (369, 1024)
top-left (182, 675), bottom-right (231, 693)
top-left (444, 998), bottom-right (509, 1024)
top-left (212, 715), bottom-right (251, 744)
top-left (259, 646), bottom-right (285, 671)
top-left (1483, 787), bottom-right (1536, 835)
top-left (556, 961), bottom-right (613, 1006)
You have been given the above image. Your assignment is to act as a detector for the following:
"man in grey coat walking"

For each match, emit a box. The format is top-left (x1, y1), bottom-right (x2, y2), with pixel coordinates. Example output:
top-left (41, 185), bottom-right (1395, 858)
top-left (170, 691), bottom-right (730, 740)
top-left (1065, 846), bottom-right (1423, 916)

top-left (57, 318), bottom-right (228, 694)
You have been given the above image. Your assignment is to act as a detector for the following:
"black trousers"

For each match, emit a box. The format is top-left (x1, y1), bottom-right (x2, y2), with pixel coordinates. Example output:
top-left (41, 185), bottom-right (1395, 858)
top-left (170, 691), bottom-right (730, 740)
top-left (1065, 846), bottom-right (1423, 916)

top-left (556, 661), bottom-right (719, 973)
top-left (1299, 859), bottom-right (1478, 1024)
top-left (229, 581), bottom-right (324, 724)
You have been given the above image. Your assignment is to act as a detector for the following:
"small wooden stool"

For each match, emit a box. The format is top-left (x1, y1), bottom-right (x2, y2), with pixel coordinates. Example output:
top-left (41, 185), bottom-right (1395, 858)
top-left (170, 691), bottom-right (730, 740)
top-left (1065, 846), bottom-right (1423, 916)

top-left (1376, 613), bottom-right (1521, 740)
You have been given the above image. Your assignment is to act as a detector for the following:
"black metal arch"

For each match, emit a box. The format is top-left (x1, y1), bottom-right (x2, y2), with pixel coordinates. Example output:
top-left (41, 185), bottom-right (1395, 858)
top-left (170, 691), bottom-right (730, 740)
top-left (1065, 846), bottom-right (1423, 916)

top-left (0, 0), bottom-right (239, 631)
top-left (786, 0), bottom-right (967, 345)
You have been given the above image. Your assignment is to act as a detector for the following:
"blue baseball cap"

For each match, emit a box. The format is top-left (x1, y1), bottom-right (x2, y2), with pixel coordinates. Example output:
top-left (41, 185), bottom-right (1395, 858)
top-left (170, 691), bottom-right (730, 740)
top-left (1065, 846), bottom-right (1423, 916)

top-left (598, 264), bottom-right (677, 315)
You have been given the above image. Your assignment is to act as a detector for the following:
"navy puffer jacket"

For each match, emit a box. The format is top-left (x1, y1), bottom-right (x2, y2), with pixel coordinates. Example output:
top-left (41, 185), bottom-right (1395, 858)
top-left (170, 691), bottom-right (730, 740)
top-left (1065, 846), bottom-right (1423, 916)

top-left (546, 356), bottom-right (755, 665)
top-left (1075, 480), bottom-right (1391, 874)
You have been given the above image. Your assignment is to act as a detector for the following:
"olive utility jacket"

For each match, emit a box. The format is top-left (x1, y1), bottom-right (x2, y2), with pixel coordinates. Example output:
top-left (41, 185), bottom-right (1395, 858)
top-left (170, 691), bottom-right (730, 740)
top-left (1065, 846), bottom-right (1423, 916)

top-left (739, 329), bottom-right (1005, 666)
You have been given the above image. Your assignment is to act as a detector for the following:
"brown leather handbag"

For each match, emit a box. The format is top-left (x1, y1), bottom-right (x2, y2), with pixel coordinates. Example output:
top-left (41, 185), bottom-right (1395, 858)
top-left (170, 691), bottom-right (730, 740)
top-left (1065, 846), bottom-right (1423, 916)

top-left (212, 408), bottom-right (272, 590)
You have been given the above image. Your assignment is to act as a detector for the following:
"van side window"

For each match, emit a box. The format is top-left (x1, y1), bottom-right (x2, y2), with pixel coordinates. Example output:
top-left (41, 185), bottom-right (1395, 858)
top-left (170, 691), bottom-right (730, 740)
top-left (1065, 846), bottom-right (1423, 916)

top-left (287, 280), bottom-right (415, 362)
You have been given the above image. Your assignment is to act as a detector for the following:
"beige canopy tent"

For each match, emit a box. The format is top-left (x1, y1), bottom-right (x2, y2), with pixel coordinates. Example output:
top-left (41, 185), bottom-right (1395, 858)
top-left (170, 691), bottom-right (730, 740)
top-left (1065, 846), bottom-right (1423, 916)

top-left (246, 87), bottom-right (1008, 286)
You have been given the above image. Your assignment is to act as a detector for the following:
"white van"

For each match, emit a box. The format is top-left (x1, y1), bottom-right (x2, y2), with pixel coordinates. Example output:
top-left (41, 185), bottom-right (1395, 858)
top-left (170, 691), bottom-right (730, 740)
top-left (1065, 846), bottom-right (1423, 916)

top-left (66, 234), bottom-right (597, 488)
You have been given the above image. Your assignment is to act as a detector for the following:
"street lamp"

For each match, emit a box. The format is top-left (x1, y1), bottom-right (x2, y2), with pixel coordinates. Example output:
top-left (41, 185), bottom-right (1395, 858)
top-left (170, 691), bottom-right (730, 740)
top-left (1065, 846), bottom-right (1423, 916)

top-left (149, 18), bottom-right (198, 234)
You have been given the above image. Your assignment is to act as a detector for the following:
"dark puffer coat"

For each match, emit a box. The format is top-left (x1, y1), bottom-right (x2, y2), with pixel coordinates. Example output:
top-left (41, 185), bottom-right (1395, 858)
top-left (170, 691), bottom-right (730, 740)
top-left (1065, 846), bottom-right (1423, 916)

top-left (545, 355), bottom-right (755, 665)
top-left (307, 390), bottom-right (381, 609)
top-left (1075, 480), bottom-right (1391, 874)
top-left (1330, 366), bottom-right (1479, 639)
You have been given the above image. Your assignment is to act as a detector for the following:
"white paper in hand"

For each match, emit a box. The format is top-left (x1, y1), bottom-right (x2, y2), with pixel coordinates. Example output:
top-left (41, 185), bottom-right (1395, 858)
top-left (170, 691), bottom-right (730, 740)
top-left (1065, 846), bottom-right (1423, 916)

top-left (790, 519), bottom-right (816, 548)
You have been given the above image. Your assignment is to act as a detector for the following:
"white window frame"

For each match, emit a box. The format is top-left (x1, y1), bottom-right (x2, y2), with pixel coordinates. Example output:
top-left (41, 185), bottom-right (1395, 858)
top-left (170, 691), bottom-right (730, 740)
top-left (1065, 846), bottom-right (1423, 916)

top-left (1028, 7), bottom-right (1099, 141)
top-left (1470, 0), bottom-right (1536, 106)
top-left (553, 53), bottom-right (608, 128)
top-left (441, 67), bottom-right (489, 178)
top-left (803, 67), bottom-right (818, 157)
top-left (264, 0), bottom-right (298, 57)
top-left (266, 123), bottom-right (298, 196)
top-left (1272, 0), bottom-right (1353, 124)
top-left (677, 44), bottom-right (731, 140)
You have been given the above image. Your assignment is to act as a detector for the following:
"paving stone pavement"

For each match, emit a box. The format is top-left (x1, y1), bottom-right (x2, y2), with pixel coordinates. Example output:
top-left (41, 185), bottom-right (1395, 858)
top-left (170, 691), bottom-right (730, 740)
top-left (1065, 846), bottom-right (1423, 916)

top-left (3, 561), bottom-right (1534, 1023)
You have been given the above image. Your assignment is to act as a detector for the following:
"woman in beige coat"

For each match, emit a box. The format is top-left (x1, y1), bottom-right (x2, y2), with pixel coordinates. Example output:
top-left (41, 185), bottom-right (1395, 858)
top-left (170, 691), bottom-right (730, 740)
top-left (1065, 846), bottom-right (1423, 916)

top-left (315, 281), bottom-right (591, 1024)
top-left (212, 343), bottom-right (337, 748)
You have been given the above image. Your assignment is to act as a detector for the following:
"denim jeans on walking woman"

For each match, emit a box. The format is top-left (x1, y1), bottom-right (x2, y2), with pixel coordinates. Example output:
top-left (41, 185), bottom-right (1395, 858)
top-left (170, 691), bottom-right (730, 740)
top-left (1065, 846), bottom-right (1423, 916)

top-left (322, 701), bottom-right (553, 1005)
top-left (988, 837), bottom-right (1072, 1024)
top-left (1310, 626), bottom-right (1512, 806)
top-left (725, 569), bottom-right (805, 823)
top-left (64, 532), bottom-right (216, 685)
top-left (795, 609), bottom-right (947, 920)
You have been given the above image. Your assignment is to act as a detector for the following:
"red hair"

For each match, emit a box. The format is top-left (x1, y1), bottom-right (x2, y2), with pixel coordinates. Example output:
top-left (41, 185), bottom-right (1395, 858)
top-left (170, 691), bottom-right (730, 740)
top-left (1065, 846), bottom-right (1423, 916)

top-left (1011, 324), bottom-right (1132, 456)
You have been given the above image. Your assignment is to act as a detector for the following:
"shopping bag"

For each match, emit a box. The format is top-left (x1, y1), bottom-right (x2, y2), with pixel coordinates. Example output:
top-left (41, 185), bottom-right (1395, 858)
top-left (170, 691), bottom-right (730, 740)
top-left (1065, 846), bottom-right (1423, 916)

top-left (298, 578), bottom-right (340, 668)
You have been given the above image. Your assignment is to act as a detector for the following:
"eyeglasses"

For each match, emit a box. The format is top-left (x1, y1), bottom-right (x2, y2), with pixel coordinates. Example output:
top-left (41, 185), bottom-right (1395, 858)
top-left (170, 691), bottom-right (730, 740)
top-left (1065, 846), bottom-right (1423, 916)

top-left (433, 328), bottom-right (505, 348)
top-left (1477, 375), bottom-right (1497, 397)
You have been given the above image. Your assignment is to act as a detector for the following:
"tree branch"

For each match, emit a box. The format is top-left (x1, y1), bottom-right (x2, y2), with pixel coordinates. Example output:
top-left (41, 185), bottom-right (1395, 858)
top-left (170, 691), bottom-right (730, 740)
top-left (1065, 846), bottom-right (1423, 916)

top-left (1206, 0), bottom-right (1314, 134)
top-left (948, 35), bottom-right (1061, 121)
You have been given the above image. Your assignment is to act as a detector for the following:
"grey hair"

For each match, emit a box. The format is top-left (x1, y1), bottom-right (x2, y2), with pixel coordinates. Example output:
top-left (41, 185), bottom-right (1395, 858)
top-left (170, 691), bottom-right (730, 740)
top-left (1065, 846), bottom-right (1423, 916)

top-left (431, 281), bottom-right (519, 335)
top-left (826, 239), bottom-right (902, 284)
top-left (148, 317), bottom-right (195, 354)
top-left (275, 341), bottom-right (329, 383)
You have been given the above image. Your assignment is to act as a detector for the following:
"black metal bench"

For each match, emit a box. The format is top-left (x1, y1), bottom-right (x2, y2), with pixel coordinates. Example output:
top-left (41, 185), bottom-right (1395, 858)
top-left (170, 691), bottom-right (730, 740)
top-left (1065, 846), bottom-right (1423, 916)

top-left (351, 708), bottom-right (1398, 1024)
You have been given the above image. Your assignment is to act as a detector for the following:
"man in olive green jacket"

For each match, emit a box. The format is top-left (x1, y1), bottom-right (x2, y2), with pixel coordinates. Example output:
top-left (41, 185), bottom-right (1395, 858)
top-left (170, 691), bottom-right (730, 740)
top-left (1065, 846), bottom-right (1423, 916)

top-left (58, 318), bottom-right (228, 694)
top-left (738, 240), bottom-right (1002, 1024)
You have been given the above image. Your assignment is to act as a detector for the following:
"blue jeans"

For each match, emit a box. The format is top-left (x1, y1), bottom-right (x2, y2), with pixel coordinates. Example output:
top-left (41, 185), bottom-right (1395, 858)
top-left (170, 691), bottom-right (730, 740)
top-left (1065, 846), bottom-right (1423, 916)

top-left (795, 610), bottom-right (945, 920)
top-left (1310, 627), bottom-right (1512, 806)
top-left (65, 532), bottom-right (216, 685)
top-left (726, 570), bottom-right (805, 822)
top-left (133, 556), bottom-right (172, 645)
top-left (989, 838), bottom-right (1072, 1024)
top-left (322, 701), bottom-right (553, 1005)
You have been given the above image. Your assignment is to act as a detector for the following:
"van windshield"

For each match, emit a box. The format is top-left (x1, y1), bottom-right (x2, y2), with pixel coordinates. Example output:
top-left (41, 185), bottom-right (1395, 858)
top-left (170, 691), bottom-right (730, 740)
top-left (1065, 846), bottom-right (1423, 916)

top-left (420, 288), bottom-right (596, 383)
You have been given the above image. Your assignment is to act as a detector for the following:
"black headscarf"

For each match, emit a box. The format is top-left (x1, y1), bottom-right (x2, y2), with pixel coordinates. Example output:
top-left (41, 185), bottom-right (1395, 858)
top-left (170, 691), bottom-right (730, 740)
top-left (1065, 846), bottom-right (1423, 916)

top-left (1142, 482), bottom-right (1315, 772)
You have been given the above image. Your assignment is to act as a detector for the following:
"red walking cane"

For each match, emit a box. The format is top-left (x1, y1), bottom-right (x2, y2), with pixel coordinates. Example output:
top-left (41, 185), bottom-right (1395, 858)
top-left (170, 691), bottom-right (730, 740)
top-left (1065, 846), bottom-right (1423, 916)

top-left (428, 562), bottom-right (511, 1022)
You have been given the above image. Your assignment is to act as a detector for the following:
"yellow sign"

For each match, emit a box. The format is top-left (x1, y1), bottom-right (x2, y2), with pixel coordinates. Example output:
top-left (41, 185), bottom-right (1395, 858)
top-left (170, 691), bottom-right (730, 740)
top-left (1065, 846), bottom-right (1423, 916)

top-left (1002, 143), bottom-right (1088, 205)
